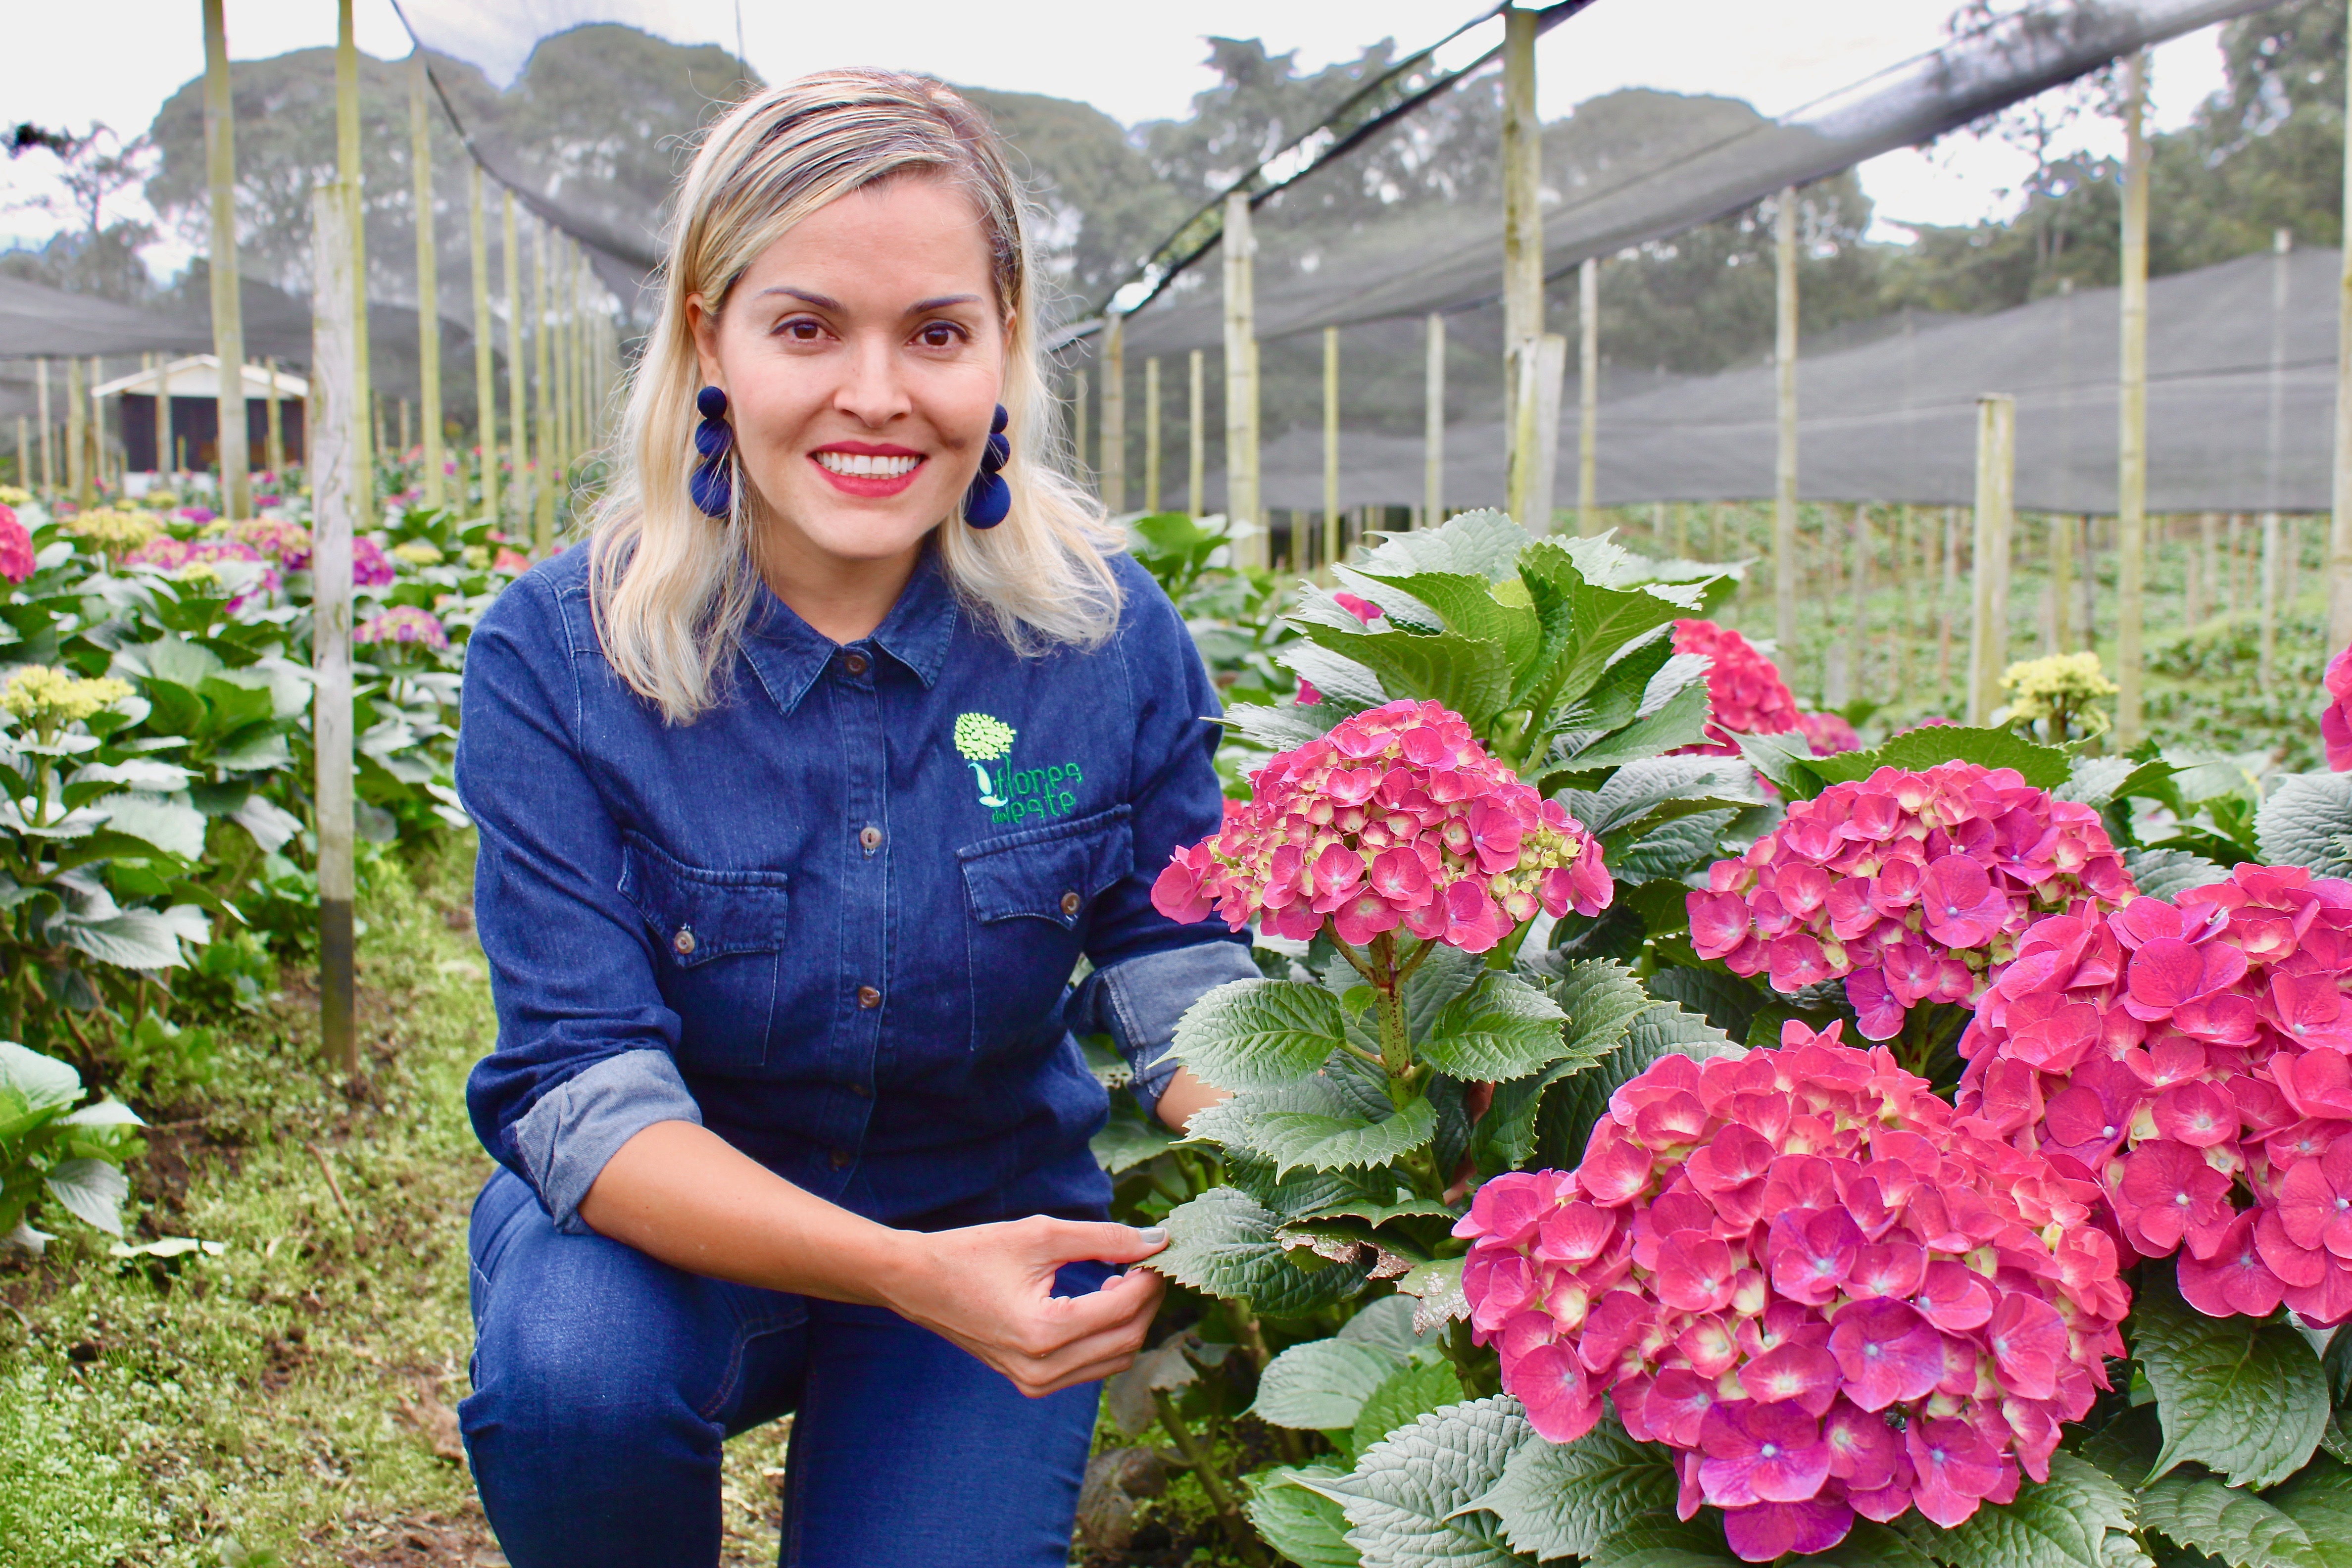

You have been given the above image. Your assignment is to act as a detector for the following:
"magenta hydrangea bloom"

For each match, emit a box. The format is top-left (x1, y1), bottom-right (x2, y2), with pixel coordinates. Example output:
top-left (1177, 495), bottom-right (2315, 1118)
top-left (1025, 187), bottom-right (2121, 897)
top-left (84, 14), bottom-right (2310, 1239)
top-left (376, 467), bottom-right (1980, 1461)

top-left (1150, 698), bottom-right (1611, 952)
top-left (2325, 645), bottom-right (2352, 771)
top-left (0, 504), bottom-right (32, 585)
top-left (1957, 863), bottom-right (2352, 1326)
top-left (354, 604), bottom-right (450, 652)
top-left (1688, 761), bottom-right (2136, 1039)
top-left (351, 535), bottom-right (396, 588)
top-left (122, 536), bottom-right (283, 612)
top-left (1458, 1023), bottom-right (2126, 1560)
top-left (492, 546), bottom-right (531, 575)
top-left (1796, 711), bottom-right (1861, 757)
top-left (1672, 620), bottom-right (1802, 756)
top-left (228, 515), bottom-right (313, 569)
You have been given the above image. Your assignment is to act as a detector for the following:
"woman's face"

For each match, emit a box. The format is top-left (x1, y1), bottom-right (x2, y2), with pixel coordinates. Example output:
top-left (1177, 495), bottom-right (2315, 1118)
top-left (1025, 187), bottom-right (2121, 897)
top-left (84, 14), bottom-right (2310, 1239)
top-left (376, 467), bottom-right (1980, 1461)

top-left (689, 177), bottom-right (1005, 572)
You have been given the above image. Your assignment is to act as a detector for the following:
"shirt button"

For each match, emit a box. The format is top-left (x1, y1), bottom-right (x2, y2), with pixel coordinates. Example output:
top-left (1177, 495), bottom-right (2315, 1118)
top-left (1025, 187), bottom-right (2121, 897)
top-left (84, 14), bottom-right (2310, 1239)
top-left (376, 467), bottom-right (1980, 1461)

top-left (856, 985), bottom-right (882, 1009)
top-left (1060, 890), bottom-right (1082, 917)
top-left (842, 651), bottom-right (869, 676)
top-left (829, 1148), bottom-right (851, 1170)
top-left (672, 927), bottom-right (696, 956)
top-left (859, 825), bottom-right (883, 852)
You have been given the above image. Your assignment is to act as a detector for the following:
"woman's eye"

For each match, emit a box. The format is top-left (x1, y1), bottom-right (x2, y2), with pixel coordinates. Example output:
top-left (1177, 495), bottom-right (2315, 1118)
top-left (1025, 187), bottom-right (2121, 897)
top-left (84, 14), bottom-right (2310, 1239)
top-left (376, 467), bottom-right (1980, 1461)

top-left (916, 322), bottom-right (965, 348)
top-left (778, 317), bottom-right (825, 343)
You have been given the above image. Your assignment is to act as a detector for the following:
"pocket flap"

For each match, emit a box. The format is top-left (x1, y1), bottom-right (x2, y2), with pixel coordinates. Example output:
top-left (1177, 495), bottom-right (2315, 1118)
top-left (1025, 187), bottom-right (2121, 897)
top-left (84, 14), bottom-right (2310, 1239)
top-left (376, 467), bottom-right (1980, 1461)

top-left (618, 831), bottom-right (790, 968)
top-left (958, 805), bottom-right (1133, 928)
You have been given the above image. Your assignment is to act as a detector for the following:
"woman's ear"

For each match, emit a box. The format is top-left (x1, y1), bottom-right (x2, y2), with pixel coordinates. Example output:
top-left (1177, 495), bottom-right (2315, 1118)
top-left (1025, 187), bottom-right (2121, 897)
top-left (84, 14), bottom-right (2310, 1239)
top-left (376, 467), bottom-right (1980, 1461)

top-left (685, 293), bottom-right (723, 390)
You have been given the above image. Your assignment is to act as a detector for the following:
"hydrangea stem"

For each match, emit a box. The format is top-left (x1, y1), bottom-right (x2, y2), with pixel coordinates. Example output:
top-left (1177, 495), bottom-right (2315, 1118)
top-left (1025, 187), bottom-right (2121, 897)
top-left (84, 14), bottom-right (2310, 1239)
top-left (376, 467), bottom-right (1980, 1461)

top-left (1369, 931), bottom-right (1411, 1080)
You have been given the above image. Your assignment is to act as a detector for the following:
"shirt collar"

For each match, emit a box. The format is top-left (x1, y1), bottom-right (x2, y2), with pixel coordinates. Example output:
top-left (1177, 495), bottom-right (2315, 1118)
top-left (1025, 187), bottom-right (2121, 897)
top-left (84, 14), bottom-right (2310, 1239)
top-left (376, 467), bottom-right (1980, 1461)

top-left (739, 544), bottom-right (959, 716)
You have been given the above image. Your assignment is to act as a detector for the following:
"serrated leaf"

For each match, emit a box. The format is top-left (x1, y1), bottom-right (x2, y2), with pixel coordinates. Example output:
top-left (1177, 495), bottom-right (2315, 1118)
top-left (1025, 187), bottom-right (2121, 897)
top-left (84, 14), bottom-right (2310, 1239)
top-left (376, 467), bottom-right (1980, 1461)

top-left (1481, 1051), bottom-right (1606, 1172)
top-left (1540, 1000), bottom-right (1742, 1170)
top-left (1227, 1153), bottom-right (1406, 1222)
top-left (1609, 812), bottom-right (1737, 884)
top-left (1303, 1396), bottom-right (1536, 1568)
top-left (1355, 570), bottom-right (1543, 673)
top-left (1227, 700), bottom-right (1343, 752)
top-left (1557, 681), bottom-right (1714, 771)
top-left (1250, 1465), bottom-right (1363, 1568)
top-left (0, 1040), bottom-right (83, 1113)
top-left (1566, 756), bottom-right (1743, 837)
top-left (2135, 1264), bottom-right (2330, 1490)
top-left (1924, 1452), bottom-right (2138, 1568)
top-left (2265, 1457), bottom-right (2352, 1568)
top-left (54, 904), bottom-right (202, 970)
top-left (2256, 772), bottom-right (2352, 878)
top-left (1252, 1338), bottom-right (1407, 1430)
top-left (1175, 980), bottom-right (1352, 1092)
top-left (1393, 1256), bottom-right (1469, 1334)
top-left (60, 1098), bottom-right (144, 1128)
top-left (2061, 755), bottom-right (2175, 811)
top-left (2136, 1469), bottom-right (2312, 1568)
top-left (44, 1158), bottom-right (128, 1235)
top-left (1735, 728), bottom-right (1829, 798)
top-left (1287, 640), bottom-right (1398, 712)
top-left (1799, 1520), bottom-right (1942, 1568)
top-left (1546, 959), bottom-right (1659, 1073)
top-left (1148, 1188), bottom-right (1371, 1316)
top-left (1092, 1114), bottom-right (1178, 1175)
top-left (1353, 1360), bottom-right (1466, 1459)
top-left (1585, 1515), bottom-right (1743, 1568)
top-left (1401, 944), bottom-right (1490, 1049)
top-left (2122, 846), bottom-right (2230, 902)
top-left (98, 791), bottom-right (205, 859)
top-left (1356, 510), bottom-right (1530, 583)
top-left (1517, 543), bottom-right (1693, 715)
top-left (1299, 623), bottom-right (1517, 733)
top-left (1255, 1095), bottom-right (1438, 1176)
top-left (1472, 1416), bottom-right (1676, 1561)
top-left (1808, 725), bottom-right (2071, 790)
top-left (1340, 1295), bottom-right (1443, 1360)
top-left (1420, 972), bottom-right (1567, 1081)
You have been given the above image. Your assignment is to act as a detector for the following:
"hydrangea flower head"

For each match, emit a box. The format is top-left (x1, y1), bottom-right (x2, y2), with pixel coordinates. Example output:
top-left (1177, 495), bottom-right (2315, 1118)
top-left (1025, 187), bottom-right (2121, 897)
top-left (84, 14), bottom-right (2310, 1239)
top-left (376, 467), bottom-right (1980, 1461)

top-left (492, 546), bottom-right (531, 574)
top-left (0, 665), bottom-right (134, 734)
top-left (1796, 711), bottom-right (1860, 757)
top-left (1672, 620), bottom-right (1801, 755)
top-left (1458, 1022), bottom-right (2125, 1560)
top-left (1689, 762), bottom-right (2135, 1039)
top-left (392, 539), bottom-right (444, 567)
top-left (65, 507), bottom-right (160, 553)
top-left (0, 504), bottom-right (32, 585)
top-left (1958, 865), bottom-right (2352, 1325)
top-left (1151, 698), bottom-right (1611, 951)
top-left (123, 536), bottom-right (282, 612)
top-left (354, 605), bottom-right (450, 652)
top-left (351, 536), bottom-right (396, 588)
top-left (228, 516), bottom-right (312, 569)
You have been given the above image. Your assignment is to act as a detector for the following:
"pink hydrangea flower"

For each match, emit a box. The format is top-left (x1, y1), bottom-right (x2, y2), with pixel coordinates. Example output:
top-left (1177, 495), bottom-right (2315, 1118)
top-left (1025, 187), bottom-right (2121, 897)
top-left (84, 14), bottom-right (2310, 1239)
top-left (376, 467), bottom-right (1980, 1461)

top-left (1796, 711), bottom-right (1861, 757)
top-left (1673, 620), bottom-right (1802, 756)
top-left (352, 535), bottom-right (396, 588)
top-left (1332, 592), bottom-right (1384, 626)
top-left (228, 516), bottom-right (312, 569)
top-left (1296, 676), bottom-right (1323, 707)
top-left (1150, 698), bottom-right (1611, 951)
top-left (354, 604), bottom-right (450, 652)
top-left (1689, 762), bottom-right (2136, 1040)
top-left (0, 504), bottom-right (32, 585)
top-left (177, 505), bottom-right (217, 525)
top-left (122, 536), bottom-right (283, 612)
top-left (2325, 646), bottom-right (2352, 771)
top-left (492, 546), bottom-right (531, 575)
top-left (1458, 1022), bottom-right (2124, 1560)
top-left (1957, 864), bottom-right (2352, 1326)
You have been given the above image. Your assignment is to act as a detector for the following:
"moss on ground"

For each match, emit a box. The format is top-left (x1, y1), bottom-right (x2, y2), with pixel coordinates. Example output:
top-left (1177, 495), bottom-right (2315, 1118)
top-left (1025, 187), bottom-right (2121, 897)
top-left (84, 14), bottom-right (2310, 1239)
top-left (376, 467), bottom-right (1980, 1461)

top-left (0, 834), bottom-right (791, 1567)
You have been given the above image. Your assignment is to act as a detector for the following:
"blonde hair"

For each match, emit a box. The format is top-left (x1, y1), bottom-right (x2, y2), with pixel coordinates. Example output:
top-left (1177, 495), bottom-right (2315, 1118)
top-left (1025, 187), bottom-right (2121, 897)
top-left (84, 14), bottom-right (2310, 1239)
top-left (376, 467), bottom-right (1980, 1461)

top-left (587, 69), bottom-right (1123, 723)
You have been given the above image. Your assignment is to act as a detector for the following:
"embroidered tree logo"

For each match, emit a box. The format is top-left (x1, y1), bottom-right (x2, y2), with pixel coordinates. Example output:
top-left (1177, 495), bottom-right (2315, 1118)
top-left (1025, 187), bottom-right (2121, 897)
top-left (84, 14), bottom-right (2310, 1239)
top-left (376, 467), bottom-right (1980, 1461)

top-left (953, 712), bottom-right (1017, 807)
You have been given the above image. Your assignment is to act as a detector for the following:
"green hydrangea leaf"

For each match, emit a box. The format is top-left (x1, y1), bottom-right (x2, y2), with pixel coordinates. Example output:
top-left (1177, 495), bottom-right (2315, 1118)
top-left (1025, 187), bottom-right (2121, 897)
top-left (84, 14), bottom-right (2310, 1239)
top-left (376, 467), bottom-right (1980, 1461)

top-left (1353, 570), bottom-right (1543, 673)
top-left (1254, 1095), bottom-right (1439, 1176)
top-left (1584, 1515), bottom-right (1743, 1568)
top-left (1251, 1338), bottom-right (1407, 1431)
top-left (1470, 1415), bottom-right (1676, 1562)
top-left (1248, 1465), bottom-right (1363, 1568)
top-left (1808, 725), bottom-right (2071, 790)
top-left (1147, 1188), bottom-right (1371, 1316)
top-left (1337, 1294), bottom-right (1442, 1361)
top-left (1904, 1452), bottom-right (2137, 1568)
top-left (1175, 980), bottom-right (1352, 1092)
top-left (1353, 510), bottom-right (1530, 583)
top-left (1351, 1360), bottom-right (1466, 1460)
top-left (2264, 1456), bottom-right (2352, 1568)
top-left (2120, 846), bottom-right (2230, 902)
top-left (1538, 999), bottom-right (1742, 1171)
top-left (1798, 1521), bottom-right (1942, 1568)
top-left (2255, 772), bottom-right (2352, 878)
top-left (1299, 1395), bottom-right (1536, 1568)
top-left (2135, 1468), bottom-right (2313, 1568)
top-left (1555, 681), bottom-right (1713, 772)
top-left (2135, 1265), bottom-right (2330, 1490)
top-left (1419, 971), bottom-right (1568, 1081)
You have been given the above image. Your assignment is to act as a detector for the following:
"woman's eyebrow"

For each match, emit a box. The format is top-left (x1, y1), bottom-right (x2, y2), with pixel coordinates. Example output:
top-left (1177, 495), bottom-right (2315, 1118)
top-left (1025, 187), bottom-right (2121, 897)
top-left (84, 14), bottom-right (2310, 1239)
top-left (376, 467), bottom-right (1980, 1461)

top-left (908, 294), bottom-right (982, 313)
top-left (756, 286), bottom-right (845, 310)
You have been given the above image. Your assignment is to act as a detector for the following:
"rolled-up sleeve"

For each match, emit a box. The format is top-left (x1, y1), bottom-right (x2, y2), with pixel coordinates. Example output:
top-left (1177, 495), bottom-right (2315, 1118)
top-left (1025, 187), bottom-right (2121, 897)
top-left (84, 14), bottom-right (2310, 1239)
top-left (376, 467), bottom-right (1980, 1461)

top-left (456, 570), bottom-right (699, 1232)
top-left (1072, 557), bottom-right (1258, 1120)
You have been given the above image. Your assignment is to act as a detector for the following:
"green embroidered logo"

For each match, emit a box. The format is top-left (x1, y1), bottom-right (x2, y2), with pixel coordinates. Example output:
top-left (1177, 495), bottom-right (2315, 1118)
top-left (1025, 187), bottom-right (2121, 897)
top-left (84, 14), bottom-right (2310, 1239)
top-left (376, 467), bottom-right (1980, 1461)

top-left (953, 711), bottom-right (1084, 824)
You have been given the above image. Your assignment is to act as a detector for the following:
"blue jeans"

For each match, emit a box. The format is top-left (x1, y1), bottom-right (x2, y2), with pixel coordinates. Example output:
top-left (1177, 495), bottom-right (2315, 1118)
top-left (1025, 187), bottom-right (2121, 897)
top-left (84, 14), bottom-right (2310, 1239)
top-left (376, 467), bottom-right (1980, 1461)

top-left (459, 1168), bottom-right (1106, 1567)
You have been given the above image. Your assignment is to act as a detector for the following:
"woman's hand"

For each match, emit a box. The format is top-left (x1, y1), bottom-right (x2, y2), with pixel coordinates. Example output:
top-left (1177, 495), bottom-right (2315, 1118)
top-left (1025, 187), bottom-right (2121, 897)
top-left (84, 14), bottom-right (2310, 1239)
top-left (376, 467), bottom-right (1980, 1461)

top-left (880, 1217), bottom-right (1169, 1398)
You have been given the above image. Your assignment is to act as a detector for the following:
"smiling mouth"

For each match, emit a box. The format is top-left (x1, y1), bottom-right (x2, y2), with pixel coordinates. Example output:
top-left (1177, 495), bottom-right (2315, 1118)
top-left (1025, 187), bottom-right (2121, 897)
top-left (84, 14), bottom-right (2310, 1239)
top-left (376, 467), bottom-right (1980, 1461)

top-left (814, 451), bottom-right (923, 479)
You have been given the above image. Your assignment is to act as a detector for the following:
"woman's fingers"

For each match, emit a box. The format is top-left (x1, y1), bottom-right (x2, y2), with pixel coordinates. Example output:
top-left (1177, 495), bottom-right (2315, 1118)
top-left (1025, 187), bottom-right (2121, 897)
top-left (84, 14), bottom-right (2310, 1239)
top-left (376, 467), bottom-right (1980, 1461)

top-left (1016, 1217), bottom-right (1168, 1269)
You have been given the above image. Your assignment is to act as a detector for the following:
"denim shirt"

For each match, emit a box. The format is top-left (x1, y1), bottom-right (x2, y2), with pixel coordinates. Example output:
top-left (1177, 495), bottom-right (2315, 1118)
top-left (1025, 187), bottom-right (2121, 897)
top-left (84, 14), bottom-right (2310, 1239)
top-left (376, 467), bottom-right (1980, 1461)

top-left (455, 542), bottom-right (1255, 1235)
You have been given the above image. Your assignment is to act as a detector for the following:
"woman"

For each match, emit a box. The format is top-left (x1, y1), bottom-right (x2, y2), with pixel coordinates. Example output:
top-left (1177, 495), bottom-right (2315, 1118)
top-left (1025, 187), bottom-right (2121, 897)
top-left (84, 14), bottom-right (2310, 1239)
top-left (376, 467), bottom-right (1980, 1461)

top-left (454, 70), bottom-right (1253, 1567)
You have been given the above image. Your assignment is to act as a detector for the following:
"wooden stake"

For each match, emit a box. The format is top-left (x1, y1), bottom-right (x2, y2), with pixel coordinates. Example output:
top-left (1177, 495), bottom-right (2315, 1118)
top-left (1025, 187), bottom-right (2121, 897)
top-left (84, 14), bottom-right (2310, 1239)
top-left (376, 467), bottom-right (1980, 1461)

top-left (503, 192), bottom-right (526, 535)
top-left (1143, 355), bottom-right (1161, 512)
top-left (203, 0), bottom-right (251, 518)
top-left (2050, 510), bottom-right (2074, 652)
top-left (264, 358), bottom-right (284, 478)
top-left (310, 183), bottom-right (359, 1078)
top-left (1968, 396), bottom-right (2017, 726)
top-left (338, 0), bottom-right (372, 526)
top-left (65, 358), bottom-right (86, 508)
top-left (155, 355), bottom-right (171, 482)
top-left (2116, 51), bottom-right (2151, 745)
top-left (1222, 191), bottom-right (1259, 557)
top-left (34, 360), bottom-right (52, 495)
top-left (1323, 326), bottom-right (1340, 578)
top-left (533, 221), bottom-right (555, 550)
top-left (470, 166), bottom-right (497, 521)
top-left (1774, 186), bottom-right (1800, 655)
top-left (1850, 503), bottom-right (1869, 700)
top-left (1100, 313), bottom-right (1125, 513)
top-left (1425, 313), bottom-right (1445, 529)
top-left (1578, 256), bottom-right (1598, 534)
top-left (1186, 348), bottom-right (1204, 518)
top-left (1501, 5), bottom-right (1543, 526)
top-left (1938, 505), bottom-right (1957, 689)
top-left (408, 52), bottom-right (443, 509)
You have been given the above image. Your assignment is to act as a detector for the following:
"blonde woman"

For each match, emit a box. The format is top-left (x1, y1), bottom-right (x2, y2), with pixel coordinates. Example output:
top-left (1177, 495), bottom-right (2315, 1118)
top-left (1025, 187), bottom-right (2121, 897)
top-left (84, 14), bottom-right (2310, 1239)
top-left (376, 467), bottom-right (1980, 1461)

top-left (453, 71), bottom-right (1250, 1567)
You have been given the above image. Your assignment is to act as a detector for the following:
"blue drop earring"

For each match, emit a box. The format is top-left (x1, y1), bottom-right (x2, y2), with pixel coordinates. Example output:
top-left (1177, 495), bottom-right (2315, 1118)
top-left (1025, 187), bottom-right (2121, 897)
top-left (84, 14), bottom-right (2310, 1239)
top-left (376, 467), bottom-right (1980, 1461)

top-left (962, 404), bottom-right (1011, 529)
top-left (689, 385), bottom-right (734, 518)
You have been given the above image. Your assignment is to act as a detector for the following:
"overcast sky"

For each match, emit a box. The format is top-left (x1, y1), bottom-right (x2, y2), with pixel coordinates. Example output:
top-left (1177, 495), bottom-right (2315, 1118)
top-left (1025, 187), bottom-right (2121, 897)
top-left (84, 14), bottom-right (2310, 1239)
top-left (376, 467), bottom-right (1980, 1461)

top-left (1, 0), bottom-right (2230, 270)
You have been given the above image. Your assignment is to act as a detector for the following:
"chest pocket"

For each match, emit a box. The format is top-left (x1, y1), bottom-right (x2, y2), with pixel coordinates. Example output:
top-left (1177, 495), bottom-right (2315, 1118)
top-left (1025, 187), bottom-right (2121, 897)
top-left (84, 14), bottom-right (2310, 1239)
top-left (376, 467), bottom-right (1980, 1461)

top-left (618, 830), bottom-right (789, 1074)
top-left (958, 804), bottom-right (1133, 1053)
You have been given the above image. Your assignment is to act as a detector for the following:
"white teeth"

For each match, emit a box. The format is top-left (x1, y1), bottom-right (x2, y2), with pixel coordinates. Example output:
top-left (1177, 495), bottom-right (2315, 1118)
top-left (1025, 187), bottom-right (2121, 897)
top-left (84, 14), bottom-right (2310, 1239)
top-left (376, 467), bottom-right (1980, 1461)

top-left (815, 451), bottom-right (921, 478)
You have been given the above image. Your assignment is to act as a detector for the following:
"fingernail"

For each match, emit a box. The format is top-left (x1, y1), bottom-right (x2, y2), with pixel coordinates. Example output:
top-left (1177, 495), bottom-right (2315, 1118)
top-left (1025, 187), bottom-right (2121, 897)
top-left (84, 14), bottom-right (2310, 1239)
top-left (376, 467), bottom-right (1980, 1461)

top-left (1133, 1226), bottom-right (1168, 1246)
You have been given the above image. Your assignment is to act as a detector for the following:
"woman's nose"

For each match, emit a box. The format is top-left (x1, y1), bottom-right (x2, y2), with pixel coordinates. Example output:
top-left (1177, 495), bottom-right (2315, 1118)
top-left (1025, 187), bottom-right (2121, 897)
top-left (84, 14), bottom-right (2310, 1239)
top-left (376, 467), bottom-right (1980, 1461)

top-left (833, 335), bottom-right (912, 429)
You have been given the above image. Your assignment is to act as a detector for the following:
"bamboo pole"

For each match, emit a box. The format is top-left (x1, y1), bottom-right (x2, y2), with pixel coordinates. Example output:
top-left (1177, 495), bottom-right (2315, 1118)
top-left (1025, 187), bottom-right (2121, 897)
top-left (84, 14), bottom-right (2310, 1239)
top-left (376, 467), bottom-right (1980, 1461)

top-left (2050, 510), bottom-right (2075, 652)
top-left (1774, 186), bottom-right (1800, 655)
top-left (470, 166), bottom-right (497, 521)
top-left (1144, 356), bottom-right (1161, 513)
top-left (1501, 5), bottom-right (1543, 527)
top-left (2116, 51), bottom-right (2151, 746)
top-left (1222, 191), bottom-right (1259, 558)
top-left (1578, 255), bottom-right (1598, 535)
top-left (504, 192), bottom-right (527, 537)
top-left (263, 358), bottom-right (284, 478)
top-left (65, 358), bottom-right (87, 508)
top-left (88, 357), bottom-right (108, 497)
top-left (1323, 326), bottom-right (1341, 577)
top-left (2332, 0), bottom-right (2352, 649)
top-left (408, 53), bottom-right (443, 508)
top-left (1425, 313), bottom-right (1445, 528)
top-left (1938, 505), bottom-right (1957, 689)
top-left (203, 0), bottom-right (251, 518)
top-left (1968, 397), bottom-right (2017, 725)
top-left (309, 183), bottom-right (359, 1078)
top-left (1186, 348), bottom-right (1204, 518)
top-left (1849, 503), bottom-right (1869, 700)
top-left (1099, 312), bottom-right (1125, 513)
top-left (534, 221), bottom-right (555, 549)
top-left (337, 0), bottom-right (372, 525)
top-left (35, 361), bottom-right (52, 495)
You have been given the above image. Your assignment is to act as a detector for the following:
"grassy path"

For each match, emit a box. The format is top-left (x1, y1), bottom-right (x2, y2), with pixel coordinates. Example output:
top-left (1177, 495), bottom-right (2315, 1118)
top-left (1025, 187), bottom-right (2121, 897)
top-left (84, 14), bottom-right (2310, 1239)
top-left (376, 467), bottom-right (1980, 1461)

top-left (0, 836), bottom-right (789, 1567)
